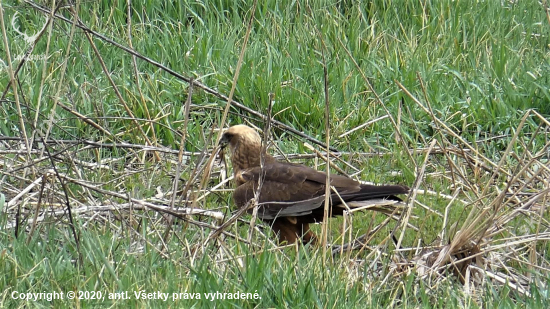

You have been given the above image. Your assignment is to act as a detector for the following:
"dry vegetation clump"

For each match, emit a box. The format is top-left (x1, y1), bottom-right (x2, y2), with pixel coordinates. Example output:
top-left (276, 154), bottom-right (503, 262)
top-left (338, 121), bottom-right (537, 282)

top-left (391, 108), bottom-right (550, 300)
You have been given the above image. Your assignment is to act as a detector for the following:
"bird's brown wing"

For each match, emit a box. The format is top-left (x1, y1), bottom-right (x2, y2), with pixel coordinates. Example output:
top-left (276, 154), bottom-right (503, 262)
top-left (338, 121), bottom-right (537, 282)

top-left (233, 162), bottom-right (389, 220)
top-left (235, 161), bottom-right (360, 190)
top-left (234, 162), bottom-right (324, 200)
top-left (234, 180), bottom-right (329, 219)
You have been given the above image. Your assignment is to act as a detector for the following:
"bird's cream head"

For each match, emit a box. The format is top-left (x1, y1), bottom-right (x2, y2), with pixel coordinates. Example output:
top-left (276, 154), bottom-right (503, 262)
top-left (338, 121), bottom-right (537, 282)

top-left (219, 124), bottom-right (262, 156)
top-left (219, 125), bottom-right (264, 176)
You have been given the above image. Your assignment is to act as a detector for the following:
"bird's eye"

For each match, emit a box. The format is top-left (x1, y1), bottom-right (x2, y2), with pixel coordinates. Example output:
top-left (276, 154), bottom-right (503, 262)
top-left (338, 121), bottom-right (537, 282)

top-left (222, 133), bottom-right (233, 142)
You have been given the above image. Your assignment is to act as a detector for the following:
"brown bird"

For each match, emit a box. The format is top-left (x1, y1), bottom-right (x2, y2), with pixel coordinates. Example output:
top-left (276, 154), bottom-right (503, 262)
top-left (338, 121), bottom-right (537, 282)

top-left (218, 124), bottom-right (408, 244)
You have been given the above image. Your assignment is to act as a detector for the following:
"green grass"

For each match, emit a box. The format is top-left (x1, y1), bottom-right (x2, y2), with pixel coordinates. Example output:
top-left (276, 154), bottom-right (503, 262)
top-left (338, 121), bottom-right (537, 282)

top-left (1, 0), bottom-right (550, 307)
top-left (2, 217), bottom-right (547, 308)
top-left (3, 0), bottom-right (549, 145)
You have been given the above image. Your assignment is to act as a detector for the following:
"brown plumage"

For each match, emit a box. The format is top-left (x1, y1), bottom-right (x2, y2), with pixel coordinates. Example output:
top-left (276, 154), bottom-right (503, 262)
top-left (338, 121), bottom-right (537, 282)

top-left (219, 124), bottom-right (409, 244)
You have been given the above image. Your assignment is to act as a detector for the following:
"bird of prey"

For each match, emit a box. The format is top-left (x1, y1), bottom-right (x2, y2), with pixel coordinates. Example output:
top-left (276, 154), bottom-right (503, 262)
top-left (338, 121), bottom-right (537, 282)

top-left (218, 124), bottom-right (408, 244)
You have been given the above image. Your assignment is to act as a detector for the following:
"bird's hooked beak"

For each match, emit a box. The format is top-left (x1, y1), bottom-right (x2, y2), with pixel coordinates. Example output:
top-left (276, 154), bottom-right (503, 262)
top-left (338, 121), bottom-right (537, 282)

top-left (218, 132), bottom-right (232, 149)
